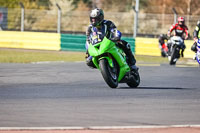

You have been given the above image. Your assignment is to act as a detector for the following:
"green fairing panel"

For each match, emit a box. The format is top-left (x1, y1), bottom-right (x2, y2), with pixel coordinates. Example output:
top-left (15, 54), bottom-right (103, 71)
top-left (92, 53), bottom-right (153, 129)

top-left (88, 37), bottom-right (130, 81)
top-left (88, 43), bottom-right (100, 56)
top-left (99, 38), bottom-right (115, 54)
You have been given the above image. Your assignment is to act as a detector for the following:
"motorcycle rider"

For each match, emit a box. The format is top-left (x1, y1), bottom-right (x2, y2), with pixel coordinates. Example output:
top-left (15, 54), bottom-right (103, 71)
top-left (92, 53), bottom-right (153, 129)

top-left (191, 20), bottom-right (200, 60)
top-left (85, 8), bottom-right (137, 70)
top-left (167, 16), bottom-right (188, 57)
top-left (158, 34), bottom-right (168, 57)
top-left (159, 34), bottom-right (168, 47)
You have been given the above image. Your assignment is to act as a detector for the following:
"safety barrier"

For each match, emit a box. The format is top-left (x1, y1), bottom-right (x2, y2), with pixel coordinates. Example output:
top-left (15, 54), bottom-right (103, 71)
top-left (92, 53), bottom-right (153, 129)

top-left (184, 40), bottom-right (195, 58)
top-left (0, 31), bottom-right (60, 50)
top-left (61, 34), bottom-right (86, 51)
top-left (135, 37), bottom-right (160, 56)
top-left (135, 37), bottom-right (194, 58)
top-left (0, 31), bottom-right (194, 59)
top-left (0, 31), bottom-right (135, 52)
top-left (60, 33), bottom-right (135, 52)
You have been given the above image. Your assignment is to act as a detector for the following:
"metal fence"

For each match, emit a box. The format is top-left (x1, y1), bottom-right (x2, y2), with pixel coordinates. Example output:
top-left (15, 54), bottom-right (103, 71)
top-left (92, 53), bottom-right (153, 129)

top-left (0, 7), bottom-right (199, 38)
top-left (137, 13), bottom-right (200, 38)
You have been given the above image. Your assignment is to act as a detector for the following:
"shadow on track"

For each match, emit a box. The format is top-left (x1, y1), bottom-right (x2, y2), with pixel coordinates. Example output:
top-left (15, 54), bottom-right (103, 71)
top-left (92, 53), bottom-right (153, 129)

top-left (116, 86), bottom-right (189, 90)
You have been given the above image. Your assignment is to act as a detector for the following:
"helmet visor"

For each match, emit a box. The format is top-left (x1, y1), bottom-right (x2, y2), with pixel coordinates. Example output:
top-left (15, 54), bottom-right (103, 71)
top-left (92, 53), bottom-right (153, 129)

top-left (90, 17), bottom-right (102, 26)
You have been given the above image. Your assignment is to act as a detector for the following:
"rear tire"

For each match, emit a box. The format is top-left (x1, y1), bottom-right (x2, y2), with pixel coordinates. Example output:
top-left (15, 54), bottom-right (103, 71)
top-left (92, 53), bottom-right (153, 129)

top-left (127, 70), bottom-right (140, 88)
top-left (161, 50), bottom-right (167, 57)
top-left (99, 59), bottom-right (118, 88)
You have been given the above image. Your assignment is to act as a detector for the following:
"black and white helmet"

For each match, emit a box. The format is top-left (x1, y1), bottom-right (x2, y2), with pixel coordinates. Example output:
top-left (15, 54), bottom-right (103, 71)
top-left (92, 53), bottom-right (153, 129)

top-left (90, 8), bottom-right (104, 26)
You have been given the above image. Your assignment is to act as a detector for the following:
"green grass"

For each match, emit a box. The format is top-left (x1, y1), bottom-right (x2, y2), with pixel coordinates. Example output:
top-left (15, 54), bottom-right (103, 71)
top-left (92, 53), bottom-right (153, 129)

top-left (0, 48), bottom-right (85, 63)
top-left (135, 55), bottom-right (168, 64)
top-left (0, 48), bottom-right (191, 64)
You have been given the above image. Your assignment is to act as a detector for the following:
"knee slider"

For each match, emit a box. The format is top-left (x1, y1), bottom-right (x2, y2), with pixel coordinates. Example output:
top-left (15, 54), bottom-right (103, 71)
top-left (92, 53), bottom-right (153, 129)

top-left (126, 43), bottom-right (131, 50)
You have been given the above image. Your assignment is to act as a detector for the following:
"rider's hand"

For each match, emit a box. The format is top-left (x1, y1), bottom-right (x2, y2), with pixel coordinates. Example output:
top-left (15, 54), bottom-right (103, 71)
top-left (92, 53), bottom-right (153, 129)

top-left (167, 33), bottom-right (170, 37)
top-left (184, 36), bottom-right (188, 40)
top-left (194, 37), bottom-right (198, 43)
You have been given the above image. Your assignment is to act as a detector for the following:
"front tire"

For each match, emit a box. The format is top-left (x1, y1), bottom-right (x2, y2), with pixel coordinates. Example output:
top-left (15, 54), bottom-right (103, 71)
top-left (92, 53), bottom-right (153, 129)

top-left (99, 59), bottom-right (118, 88)
top-left (170, 46), bottom-right (179, 65)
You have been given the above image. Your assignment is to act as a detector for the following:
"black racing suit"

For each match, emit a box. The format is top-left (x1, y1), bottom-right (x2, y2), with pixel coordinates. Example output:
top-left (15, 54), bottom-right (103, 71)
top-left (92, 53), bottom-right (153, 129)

top-left (158, 34), bottom-right (168, 47)
top-left (191, 20), bottom-right (200, 52)
top-left (85, 20), bottom-right (136, 69)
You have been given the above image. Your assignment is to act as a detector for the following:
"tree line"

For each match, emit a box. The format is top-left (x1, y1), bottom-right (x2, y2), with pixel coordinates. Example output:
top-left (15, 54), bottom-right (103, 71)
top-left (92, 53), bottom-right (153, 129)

top-left (0, 0), bottom-right (199, 15)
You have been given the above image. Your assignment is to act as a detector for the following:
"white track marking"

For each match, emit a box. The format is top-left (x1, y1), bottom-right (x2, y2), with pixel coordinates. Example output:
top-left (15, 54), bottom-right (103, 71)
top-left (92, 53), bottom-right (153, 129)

top-left (1, 125), bottom-right (200, 130)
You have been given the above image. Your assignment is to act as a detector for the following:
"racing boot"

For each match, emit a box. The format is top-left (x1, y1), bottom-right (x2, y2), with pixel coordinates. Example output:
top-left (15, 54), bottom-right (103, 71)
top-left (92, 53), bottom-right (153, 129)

top-left (181, 49), bottom-right (184, 57)
top-left (181, 44), bottom-right (186, 57)
top-left (193, 53), bottom-right (197, 60)
top-left (126, 50), bottom-right (138, 71)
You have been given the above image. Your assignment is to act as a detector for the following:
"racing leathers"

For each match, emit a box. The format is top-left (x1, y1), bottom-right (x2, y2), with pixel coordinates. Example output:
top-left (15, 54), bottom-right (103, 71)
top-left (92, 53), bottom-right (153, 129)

top-left (85, 20), bottom-right (136, 70)
top-left (158, 34), bottom-right (168, 57)
top-left (168, 23), bottom-right (188, 57)
top-left (191, 20), bottom-right (200, 53)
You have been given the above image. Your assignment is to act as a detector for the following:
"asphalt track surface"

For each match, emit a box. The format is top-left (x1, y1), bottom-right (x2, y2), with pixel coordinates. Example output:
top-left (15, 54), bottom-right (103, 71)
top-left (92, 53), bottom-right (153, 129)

top-left (0, 62), bottom-right (200, 132)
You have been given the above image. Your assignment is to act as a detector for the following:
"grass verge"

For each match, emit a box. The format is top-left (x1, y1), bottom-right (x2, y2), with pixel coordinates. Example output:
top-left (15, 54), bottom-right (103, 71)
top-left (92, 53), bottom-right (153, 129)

top-left (0, 48), bottom-right (192, 64)
top-left (0, 48), bottom-right (85, 63)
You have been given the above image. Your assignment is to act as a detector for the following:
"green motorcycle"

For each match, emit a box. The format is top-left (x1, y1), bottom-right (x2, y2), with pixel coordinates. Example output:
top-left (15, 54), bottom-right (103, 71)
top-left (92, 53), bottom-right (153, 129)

top-left (88, 37), bottom-right (140, 88)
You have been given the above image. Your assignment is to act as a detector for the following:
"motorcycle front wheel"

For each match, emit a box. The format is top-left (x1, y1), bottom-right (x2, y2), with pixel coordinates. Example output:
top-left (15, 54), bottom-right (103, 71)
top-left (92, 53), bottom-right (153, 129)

top-left (99, 59), bottom-right (118, 88)
top-left (170, 46), bottom-right (179, 65)
top-left (197, 52), bottom-right (200, 65)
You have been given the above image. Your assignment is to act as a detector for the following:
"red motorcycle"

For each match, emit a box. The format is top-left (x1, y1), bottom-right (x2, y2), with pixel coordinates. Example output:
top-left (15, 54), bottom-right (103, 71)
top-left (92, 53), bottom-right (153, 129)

top-left (158, 34), bottom-right (169, 57)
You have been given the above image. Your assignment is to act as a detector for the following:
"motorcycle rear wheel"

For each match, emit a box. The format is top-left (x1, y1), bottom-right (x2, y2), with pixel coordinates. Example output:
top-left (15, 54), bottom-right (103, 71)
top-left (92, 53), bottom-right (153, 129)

top-left (99, 59), bottom-right (118, 88)
top-left (126, 70), bottom-right (140, 88)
